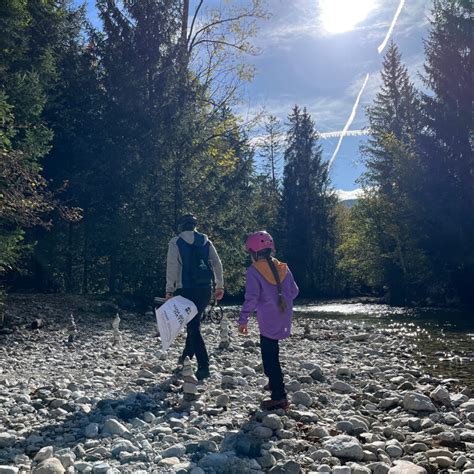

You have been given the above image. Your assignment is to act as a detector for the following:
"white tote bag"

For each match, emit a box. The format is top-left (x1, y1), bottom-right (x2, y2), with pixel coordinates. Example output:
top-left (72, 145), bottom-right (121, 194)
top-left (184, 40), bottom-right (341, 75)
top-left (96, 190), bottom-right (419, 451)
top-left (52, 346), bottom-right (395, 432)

top-left (155, 296), bottom-right (198, 351)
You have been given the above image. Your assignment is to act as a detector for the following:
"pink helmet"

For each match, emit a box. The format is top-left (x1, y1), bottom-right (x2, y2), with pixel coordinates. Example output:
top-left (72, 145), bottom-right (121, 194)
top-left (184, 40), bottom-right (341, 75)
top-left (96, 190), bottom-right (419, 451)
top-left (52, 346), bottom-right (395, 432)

top-left (245, 231), bottom-right (275, 253)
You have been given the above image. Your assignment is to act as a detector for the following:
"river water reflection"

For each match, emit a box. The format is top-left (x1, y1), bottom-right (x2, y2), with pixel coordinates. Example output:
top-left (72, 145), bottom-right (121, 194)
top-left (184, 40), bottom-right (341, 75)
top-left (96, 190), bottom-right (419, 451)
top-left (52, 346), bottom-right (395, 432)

top-left (293, 302), bottom-right (474, 387)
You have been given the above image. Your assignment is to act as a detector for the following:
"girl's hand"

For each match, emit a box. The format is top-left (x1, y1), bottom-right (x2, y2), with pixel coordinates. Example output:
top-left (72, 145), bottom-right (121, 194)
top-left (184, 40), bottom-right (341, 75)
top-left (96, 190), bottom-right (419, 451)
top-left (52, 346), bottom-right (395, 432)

top-left (238, 324), bottom-right (248, 336)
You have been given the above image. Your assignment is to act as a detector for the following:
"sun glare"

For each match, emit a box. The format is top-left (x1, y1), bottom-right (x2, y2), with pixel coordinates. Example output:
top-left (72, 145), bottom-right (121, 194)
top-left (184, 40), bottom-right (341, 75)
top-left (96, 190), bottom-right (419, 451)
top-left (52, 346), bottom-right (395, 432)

top-left (320, 0), bottom-right (377, 34)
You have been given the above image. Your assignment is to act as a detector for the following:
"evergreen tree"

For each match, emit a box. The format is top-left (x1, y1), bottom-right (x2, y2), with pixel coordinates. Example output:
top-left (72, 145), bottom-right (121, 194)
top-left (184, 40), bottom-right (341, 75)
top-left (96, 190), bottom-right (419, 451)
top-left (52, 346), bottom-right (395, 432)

top-left (254, 114), bottom-right (283, 233)
top-left (419, 0), bottom-right (474, 304)
top-left (0, 0), bottom-right (81, 299)
top-left (280, 106), bottom-right (337, 296)
top-left (360, 42), bottom-right (427, 304)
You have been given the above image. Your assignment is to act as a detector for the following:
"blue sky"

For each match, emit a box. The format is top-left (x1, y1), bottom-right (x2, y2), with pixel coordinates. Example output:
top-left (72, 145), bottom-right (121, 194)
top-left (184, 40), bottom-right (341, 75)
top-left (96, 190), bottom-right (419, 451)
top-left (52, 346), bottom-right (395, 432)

top-left (78, 0), bottom-right (431, 193)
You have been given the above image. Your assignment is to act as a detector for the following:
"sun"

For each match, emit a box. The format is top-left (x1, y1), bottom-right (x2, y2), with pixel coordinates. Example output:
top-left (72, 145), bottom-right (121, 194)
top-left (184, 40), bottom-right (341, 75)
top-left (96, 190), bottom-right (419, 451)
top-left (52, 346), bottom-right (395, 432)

top-left (320, 0), bottom-right (377, 34)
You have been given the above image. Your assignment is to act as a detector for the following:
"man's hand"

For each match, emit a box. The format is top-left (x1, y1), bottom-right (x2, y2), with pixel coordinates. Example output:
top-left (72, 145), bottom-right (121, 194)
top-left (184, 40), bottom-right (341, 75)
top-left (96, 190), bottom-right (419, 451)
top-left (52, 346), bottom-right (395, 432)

top-left (165, 292), bottom-right (173, 301)
top-left (238, 324), bottom-right (248, 336)
top-left (215, 288), bottom-right (224, 301)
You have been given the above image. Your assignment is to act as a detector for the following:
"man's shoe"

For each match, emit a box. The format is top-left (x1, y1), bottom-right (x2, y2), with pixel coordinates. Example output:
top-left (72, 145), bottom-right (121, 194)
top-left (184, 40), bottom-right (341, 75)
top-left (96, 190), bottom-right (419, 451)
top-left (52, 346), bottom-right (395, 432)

top-left (196, 367), bottom-right (210, 380)
top-left (260, 398), bottom-right (289, 411)
top-left (263, 383), bottom-right (272, 391)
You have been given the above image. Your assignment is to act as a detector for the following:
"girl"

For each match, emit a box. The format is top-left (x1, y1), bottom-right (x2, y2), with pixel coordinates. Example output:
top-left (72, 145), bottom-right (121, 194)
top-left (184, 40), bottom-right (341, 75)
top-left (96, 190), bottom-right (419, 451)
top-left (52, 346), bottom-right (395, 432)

top-left (239, 231), bottom-right (299, 410)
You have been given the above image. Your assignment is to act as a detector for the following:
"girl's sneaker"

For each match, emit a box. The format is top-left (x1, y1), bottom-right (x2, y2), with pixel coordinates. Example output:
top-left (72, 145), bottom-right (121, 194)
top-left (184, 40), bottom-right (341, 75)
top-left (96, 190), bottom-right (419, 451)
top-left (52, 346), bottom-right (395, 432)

top-left (260, 398), bottom-right (289, 411)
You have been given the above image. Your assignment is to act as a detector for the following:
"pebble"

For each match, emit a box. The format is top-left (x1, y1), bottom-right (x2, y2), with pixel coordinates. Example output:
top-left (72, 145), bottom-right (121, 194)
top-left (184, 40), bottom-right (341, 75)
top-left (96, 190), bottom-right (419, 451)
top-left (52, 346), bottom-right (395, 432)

top-left (323, 435), bottom-right (364, 461)
top-left (102, 418), bottom-right (130, 436)
top-left (32, 458), bottom-right (65, 474)
top-left (331, 381), bottom-right (354, 394)
top-left (262, 414), bottom-right (283, 431)
top-left (291, 390), bottom-right (312, 407)
top-left (403, 392), bottom-right (436, 412)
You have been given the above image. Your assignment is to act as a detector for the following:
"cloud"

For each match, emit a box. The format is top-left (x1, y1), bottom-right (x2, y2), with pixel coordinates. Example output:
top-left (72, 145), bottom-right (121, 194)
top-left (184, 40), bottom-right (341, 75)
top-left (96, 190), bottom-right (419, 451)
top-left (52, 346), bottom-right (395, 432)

top-left (335, 188), bottom-right (364, 201)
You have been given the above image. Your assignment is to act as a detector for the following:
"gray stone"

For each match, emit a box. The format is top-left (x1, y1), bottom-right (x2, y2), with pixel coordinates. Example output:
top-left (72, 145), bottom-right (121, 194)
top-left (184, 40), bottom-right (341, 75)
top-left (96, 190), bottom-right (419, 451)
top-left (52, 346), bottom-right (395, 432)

top-left (92, 462), bottom-right (112, 474)
top-left (386, 444), bottom-right (403, 458)
top-left (332, 381), bottom-right (354, 394)
top-left (162, 443), bottom-right (186, 458)
top-left (336, 420), bottom-right (354, 434)
top-left (333, 467), bottom-right (351, 474)
top-left (257, 453), bottom-right (276, 469)
top-left (309, 448), bottom-right (332, 460)
top-left (291, 390), bottom-right (312, 407)
top-left (111, 439), bottom-right (136, 456)
top-left (252, 426), bottom-right (273, 439)
top-left (268, 460), bottom-right (302, 474)
top-left (369, 463), bottom-right (390, 474)
top-left (0, 467), bottom-right (19, 474)
top-left (262, 414), bottom-right (283, 431)
top-left (34, 446), bottom-right (54, 463)
top-left (0, 433), bottom-right (16, 449)
top-left (461, 430), bottom-right (474, 442)
top-left (216, 394), bottom-right (229, 408)
top-left (349, 464), bottom-right (371, 474)
top-left (85, 423), bottom-right (99, 438)
top-left (310, 365), bottom-right (324, 381)
top-left (336, 367), bottom-right (352, 377)
top-left (308, 426), bottom-right (329, 438)
top-left (403, 392), bottom-right (436, 412)
top-left (430, 385), bottom-right (451, 405)
top-left (455, 455), bottom-right (467, 468)
top-left (388, 460), bottom-right (427, 473)
top-left (198, 453), bottom-right (230, 470)
top-left (33, 458), bottom-right (65, 474)
top-left (322, 435), bottom-right (364, 461)
top-left (55, 449), bottom-right (75, 469)
top-left (435, 456), bottom-right (454, 468)
top-left (73, 462), bottom-right (93, 473)
top-left (460, 400), bottom-right (474, 412)
top-left (103, 418), bottom-right (129, 436)
top-left (220, 432), bottom-right (262, 457)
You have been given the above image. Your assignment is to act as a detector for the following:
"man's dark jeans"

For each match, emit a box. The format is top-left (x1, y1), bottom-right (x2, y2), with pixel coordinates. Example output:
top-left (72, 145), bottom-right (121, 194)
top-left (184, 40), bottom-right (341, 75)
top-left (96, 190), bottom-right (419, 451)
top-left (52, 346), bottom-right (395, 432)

top-left (175, 288), bottom-right (212, 369)
top-left (260, 334), bottom-right (286, 400)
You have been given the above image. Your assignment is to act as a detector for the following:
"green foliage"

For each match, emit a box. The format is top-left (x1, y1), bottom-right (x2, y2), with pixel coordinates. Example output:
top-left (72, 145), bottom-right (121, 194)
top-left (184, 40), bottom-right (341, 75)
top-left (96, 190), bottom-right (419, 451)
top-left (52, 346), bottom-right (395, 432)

top-left (280, 106), bottom-right (337, 296)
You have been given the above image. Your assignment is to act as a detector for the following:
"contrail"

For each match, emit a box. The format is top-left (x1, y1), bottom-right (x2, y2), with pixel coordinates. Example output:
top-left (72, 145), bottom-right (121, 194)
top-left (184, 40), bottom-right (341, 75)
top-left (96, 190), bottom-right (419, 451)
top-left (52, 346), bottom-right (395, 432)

top-left (320, 129), bottom-right (371, 139)
top-left (328, 73), bottom-right (370, 169)
top-left (377, 0), bottom-right (406, 54)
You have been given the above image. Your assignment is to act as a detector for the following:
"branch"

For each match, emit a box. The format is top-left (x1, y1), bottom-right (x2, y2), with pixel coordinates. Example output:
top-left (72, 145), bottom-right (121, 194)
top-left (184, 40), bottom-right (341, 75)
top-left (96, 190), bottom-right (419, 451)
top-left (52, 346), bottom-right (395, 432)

top-left (189, 11), bottom-right (259, 53)
top-left (188, 0), bottom-right (205, 46)
top-left (191, 39), bottom-right (250, 53)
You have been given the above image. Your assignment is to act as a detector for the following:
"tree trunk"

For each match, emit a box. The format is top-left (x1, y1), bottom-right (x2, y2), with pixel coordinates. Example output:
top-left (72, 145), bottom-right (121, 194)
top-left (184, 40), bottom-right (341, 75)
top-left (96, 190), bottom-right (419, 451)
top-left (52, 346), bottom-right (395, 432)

top-left (66, 221), bottom-right (73, 292)
top-left (82, 219), bottom-right (89, 295)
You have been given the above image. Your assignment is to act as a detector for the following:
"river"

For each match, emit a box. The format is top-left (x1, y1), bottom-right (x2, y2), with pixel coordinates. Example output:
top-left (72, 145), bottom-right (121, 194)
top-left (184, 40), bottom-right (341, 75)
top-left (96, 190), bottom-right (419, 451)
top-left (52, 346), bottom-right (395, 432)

top-left (293, 301), bottom-right (474, 387)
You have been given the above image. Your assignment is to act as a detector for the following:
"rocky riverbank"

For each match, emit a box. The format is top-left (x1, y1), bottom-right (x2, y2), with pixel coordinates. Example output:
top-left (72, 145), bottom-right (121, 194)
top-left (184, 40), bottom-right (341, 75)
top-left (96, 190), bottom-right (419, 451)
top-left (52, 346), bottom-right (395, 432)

top-left (0, 294), bottom-right (473, 474)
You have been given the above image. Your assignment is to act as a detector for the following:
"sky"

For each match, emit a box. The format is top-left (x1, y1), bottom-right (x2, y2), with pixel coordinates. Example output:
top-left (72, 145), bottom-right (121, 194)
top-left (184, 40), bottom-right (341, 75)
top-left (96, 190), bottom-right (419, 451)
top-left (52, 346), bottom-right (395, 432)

top-left (78, 0), bottom-right (432, 195)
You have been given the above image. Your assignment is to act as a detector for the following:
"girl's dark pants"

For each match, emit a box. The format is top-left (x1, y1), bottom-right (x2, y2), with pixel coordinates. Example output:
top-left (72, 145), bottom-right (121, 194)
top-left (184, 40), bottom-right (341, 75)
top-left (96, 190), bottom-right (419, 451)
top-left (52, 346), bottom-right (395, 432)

top-left (260, 335), bottom-right (286, 400)
top-left (175, 288), bottom-right (211, 369)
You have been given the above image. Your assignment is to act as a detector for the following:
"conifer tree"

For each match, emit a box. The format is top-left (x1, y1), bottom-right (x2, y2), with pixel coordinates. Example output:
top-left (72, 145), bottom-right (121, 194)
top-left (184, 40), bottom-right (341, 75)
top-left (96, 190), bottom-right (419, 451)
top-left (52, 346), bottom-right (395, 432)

top-left (419, 0), bottom-right (474, 304)
top-left (360, 42), bottom-right (427, 304)
top-left (280, 106), bottom-right (336, 295)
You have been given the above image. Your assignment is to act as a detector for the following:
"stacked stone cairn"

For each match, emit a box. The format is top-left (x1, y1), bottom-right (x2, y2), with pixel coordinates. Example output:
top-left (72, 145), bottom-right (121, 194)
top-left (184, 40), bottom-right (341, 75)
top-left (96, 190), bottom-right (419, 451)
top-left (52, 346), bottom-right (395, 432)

top-left (218, 316), bottom-right (230, 349)
top-left (182, 356), bottom-right (198, 401)
top-left (111, 313), bottom-right (122, 346)
top-left (67, 313), bottom-right (77, 343)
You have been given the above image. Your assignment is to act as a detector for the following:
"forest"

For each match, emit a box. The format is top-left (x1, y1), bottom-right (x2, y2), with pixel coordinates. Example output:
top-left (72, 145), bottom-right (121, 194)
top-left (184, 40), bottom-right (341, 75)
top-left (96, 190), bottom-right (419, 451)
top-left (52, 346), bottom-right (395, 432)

top-left (1, 0), bottom-right (472, 309)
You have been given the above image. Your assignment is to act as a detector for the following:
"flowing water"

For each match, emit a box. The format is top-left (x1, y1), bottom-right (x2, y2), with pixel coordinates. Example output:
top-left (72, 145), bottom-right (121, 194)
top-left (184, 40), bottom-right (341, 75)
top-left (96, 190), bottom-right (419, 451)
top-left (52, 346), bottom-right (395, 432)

top-left (293, 302), bottom-right (474, 387)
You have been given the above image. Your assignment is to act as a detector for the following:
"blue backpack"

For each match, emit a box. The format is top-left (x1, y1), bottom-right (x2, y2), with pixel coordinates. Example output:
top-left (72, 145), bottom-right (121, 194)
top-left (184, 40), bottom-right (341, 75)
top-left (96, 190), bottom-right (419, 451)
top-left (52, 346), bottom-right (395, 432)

top-left (177, 233), bottom-right (214, 288)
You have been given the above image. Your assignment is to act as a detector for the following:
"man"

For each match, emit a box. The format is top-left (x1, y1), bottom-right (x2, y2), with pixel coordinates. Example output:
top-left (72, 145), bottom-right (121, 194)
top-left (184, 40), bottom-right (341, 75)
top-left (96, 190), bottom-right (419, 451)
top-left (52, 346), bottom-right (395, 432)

top-left (165, 213), bottom-right (224, 380)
